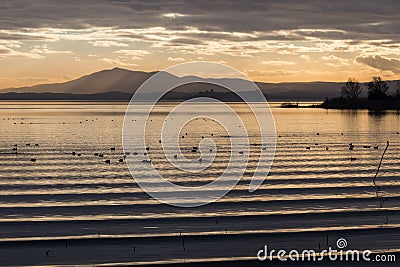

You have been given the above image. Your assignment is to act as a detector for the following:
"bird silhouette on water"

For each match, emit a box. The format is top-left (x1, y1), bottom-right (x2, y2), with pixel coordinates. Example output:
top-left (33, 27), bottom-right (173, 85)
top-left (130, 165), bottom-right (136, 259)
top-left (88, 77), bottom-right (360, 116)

top-left (12, 144), bottom-right (18, 155)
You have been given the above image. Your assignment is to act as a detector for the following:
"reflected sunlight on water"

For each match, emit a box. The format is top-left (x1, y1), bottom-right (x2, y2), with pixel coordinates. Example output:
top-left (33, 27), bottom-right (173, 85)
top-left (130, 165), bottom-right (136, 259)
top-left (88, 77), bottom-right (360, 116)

top-left (0, 101), bottom-right (400, 265)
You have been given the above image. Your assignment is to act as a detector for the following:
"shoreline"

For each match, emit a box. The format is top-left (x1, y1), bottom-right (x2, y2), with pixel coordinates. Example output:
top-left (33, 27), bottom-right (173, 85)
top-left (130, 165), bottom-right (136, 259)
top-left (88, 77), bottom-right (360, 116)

top-left (281, 104), bottom-right (400, 111)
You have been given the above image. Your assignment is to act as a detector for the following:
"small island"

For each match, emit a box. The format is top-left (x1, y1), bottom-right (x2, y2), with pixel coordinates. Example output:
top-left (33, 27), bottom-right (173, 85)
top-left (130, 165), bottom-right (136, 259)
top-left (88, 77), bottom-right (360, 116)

top-left (318, 76), bottom-right (400, 110)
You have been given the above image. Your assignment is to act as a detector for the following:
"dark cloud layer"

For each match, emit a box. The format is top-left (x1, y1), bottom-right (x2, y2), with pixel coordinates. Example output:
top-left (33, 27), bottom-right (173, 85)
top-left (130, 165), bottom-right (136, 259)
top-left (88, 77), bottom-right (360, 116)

top-left (356, 55), bottom-right (400, 73)
top-left (0, 33), bottom-right (49, 41)
top-left (0, 48), bottom-right (12, 54)
top-left (0, 0), bottom-right (399, 39)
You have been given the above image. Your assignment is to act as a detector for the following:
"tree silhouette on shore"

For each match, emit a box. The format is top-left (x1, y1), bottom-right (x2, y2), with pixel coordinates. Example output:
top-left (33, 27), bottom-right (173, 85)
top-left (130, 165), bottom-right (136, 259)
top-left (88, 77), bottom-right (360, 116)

top-left (341, 78), bottom-right (362, 100)
top-left (320, 76), bottom-right (400, 110)
top-left (367, 76), bottom-right (389, 100)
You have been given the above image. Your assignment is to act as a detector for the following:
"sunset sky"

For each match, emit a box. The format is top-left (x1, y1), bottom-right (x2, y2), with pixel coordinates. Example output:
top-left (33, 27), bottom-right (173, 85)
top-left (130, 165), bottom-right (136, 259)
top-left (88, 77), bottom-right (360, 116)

top-left (0, 0), bottom-right (400, 88)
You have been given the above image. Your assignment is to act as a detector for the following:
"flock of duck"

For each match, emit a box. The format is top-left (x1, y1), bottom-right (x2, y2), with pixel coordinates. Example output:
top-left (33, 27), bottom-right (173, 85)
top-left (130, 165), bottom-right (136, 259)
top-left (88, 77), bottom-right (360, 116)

top-left (7, 130), bottom-right (396, 164)
top-left (303, 132), bottom-right (398, 162)
top-left (10, 143), bottom-right (126, 164)
top-left (9, 143), bottom-right (190, 165)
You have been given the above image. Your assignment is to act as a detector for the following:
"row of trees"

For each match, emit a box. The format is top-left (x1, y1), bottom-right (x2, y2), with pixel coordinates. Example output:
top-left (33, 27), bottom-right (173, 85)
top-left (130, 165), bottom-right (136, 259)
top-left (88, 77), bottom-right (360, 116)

top-left (341, 77), bottom-right (399, 101)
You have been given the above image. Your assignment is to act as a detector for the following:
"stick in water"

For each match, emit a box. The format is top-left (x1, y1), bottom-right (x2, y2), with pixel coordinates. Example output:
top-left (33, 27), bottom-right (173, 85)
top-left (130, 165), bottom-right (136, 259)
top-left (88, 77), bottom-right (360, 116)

top-left (373, 141), bottom-right (389, 187)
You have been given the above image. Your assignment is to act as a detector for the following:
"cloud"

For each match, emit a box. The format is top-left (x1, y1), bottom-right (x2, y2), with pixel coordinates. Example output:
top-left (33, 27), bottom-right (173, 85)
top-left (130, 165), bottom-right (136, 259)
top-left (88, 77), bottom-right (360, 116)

top-left (261, 60), bottom-right (295, 66)
top-left (30, 44), bottom-right (72, 55)
top-left (321, 55), bottom-right (350, 66)
top-left (325, 62), bottom-right (344, 67)
top-left (89, 40), bottom-right (129, 47)
top-left (74, 56), bottom-right (83, 62)
top-left (163, 13), bottom-right (186, 19)
top-left (0, 46), bottom-right (12, 54)
top-left (101, 57), bottom-right (138, 67)
top-left (0, 31), bottom-right (51, 41)
top-left (300, 55), bottom-right (311, 60)
top-left (169, 38), bottom-right (203, 45)
top-left (1, 43), bottom-right (71, 60)
top-left (322, 55), bottom-right (340, 61)
top-left (4, 42), bottom-right (21, 48)
top-left (114, 49), bottom-right (150, 60)
top-left (246, 69), bottom-right (300, 77)
top-left (356, 55), bottom-right (400, 73)
top-left (0, 1), bottom-right (399, 41)
top-left (0, 1), bottom-right (398, 62)
top-left (167, 57), bottom-right (185, 62)
top-left (0, 45), bottom-right (44, 59)
top-left (1, 0), bottom-right (400, 84)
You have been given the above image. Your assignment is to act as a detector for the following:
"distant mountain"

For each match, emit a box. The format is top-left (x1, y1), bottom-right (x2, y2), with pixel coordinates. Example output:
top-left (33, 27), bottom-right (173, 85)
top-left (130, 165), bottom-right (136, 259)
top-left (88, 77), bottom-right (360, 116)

top-left (1, 67), bottom-right (399, 101)
top-left (1, 68), bottom-right (157, 94)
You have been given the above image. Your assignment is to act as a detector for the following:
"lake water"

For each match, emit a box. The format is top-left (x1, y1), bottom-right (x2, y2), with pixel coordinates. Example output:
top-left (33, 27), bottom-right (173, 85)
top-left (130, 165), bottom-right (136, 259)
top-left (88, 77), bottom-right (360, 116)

top-left (0, 102), bottom-right (399, 266)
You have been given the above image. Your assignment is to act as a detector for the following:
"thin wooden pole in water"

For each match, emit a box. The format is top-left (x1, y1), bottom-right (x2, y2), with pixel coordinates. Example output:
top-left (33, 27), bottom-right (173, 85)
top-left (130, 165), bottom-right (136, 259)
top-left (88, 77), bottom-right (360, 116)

top-left (373, 141), bottom-right (389, 188)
